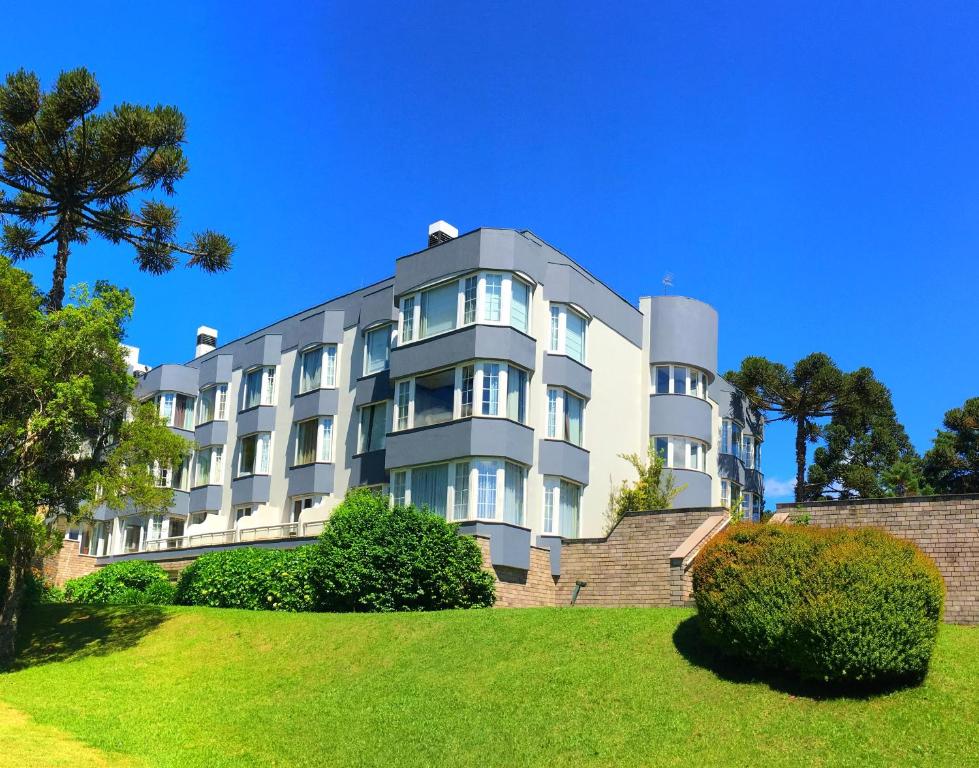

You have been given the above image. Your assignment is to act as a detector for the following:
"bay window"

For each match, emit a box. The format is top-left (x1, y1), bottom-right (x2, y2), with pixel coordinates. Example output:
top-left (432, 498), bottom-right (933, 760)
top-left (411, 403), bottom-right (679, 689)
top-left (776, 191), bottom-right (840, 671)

top-left (299, 344), bottom-right (338, 393)
top-left (156, 392), bottom-right (196, 431)
top-left (542, 478), bottom-right (581, 537)
top-left (244, 366), bottom-right (276, 409)
top-left (154, 457), bottom-right (190, 491)
top-left (363, 325), bottom-right (391, 375)
top-left (398, 272), bottom-right (534, 344)
top-left (295, 416), bottom-right (334, 465)
top-left (390, 459), bottom-right (526, 523)
top-left (652, 364), bottom-right (709, 398)
top-left (238, 432), bottom-right (271, 476)
top-left (651, 435), bottom-right (708, 471)
top-left (358, 401), bottom-right (388, 452)
top-left (194, 445), bottom-right (224, 487)
top-left (548, 304), bottom-right (588, 364)
top-left (546, 387), bottom-right (585, 446)
top-left (391, 361), bottom-right (530, 431)
top-left (197, 384), bottom-right (228, 424)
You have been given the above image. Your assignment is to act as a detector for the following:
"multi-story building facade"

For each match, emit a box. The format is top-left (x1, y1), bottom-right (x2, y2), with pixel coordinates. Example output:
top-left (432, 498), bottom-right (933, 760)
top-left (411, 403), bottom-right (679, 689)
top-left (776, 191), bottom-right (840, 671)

top-left (75, 223), bottom-right (763, 560)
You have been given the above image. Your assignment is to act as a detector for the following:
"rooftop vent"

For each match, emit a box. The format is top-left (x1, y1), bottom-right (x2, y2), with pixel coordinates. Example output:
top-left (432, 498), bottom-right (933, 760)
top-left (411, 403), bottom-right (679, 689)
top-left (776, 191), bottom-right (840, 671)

top-left (428, 220), bottom-right (458, 247)
top-left (196, 325), bottom-right (218, 358)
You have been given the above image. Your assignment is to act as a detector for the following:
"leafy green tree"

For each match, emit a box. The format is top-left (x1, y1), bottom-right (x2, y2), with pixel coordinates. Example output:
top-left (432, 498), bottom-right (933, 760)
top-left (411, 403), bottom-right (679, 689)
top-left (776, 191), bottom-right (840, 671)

top-left (606, 442), bottom-right (685, 532)
top-left (726, 354), bottom-right (888, 502)
top-left (806, 372), bottom-right (925, 499)
top-left (0, 68), bottom-right (233, 310)
top-left (923, 398), bottom-right (979, 494)
top-left (0, 257), bottom-right (187, 665)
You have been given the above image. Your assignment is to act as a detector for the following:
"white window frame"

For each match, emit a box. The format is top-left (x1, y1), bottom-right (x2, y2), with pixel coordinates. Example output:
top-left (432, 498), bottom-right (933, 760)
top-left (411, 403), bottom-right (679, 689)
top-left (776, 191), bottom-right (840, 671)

top-left (299, 344), bottom-right (339, 394)
top-left (237, 432), bottom-right (272, 477)
top-left (234, 505), bottom-right (255, 527)
top-left (742, 434), bottom-right (755, 469)
top-left (651, 364), bottom-right (709, 399)
top-left (289, 495), bottom-right (318, 524)
top-left (651, 434), bottom-right (708, 472)
top-left (294, 416), bottom-right (335, 466)
top-left (541, 477), bottom-right (582, 537)
top-left (547, 303), bottom-right (588, 364)
top-left (357, 400), bottom-right (389, 453)
top-left (545, 387), bottom-right (585, 446)
top-left (197, 383), bottom-right (228, 425)
top-left (244, 366), bottom-right (277, 409)
top-left (193, 445), bottom-right (224, 487)
top-left (363, 324), bottom-right (392, 376)
top-left (156, 391), bottom-right (196, 430)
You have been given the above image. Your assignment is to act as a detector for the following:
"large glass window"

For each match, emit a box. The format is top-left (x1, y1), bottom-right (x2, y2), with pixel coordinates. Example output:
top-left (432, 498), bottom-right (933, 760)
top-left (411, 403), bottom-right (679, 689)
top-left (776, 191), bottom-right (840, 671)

top-left (413, 368), bottom-right (455, 427)
top-left (544, 478), bottom-right (581, 537)
top-left (510, 279), bottom-right (530, 333)
top-left (743, 435), bottom-right (755, 469)
top-left (453, 462), bottom-right (470, 521)
top-left (483, 275), bottom-right (502, 322)
top-left (460, 364), bottom-right (475, 417)
top-left (156, 392), bottom-right (196, 430)
top-left (364, 325), bottom-right (391, 375)
top-left (358, 402), bottom-right (387, 452)
top-left (651, 435), bottom-right (708, 471)
top-left (392, 471), bottom-right (407, 506)
top-left (476, 461), bottom-right (498, 518)
top-left (506, 367), bottom-right (527, 422)
top-left (238, 432), bottom-right (271, 476)
top-left (463, 276), bottom-right (478, 324)
top-left (546, 387), bottom-right (585, 446)
top-left (481, 363), bottom-right (500, 416)
top-left (299, 344), bottom-right (337, 393)
top-left (244, 366), bottom-right (276, 409)
top-left (396, 381), bottom-right (411, 430)
top-left (549, 304), bottom-right (588, 363)
top-left (420, 281), bottom-right (458, 337)
top-left (503, 461), bottom-right (526, 524)
top-left (194, 445), bottom-right (224, 487)
top-left (673, 366), bottom-right (687, 395)
top-left (411, 463), bottom-right (449, 518)
top-left (295, 417), bottom-right (333, 465)
top-left (197, 384), bottom-right (227, 425)
top-left (652, 364), bottom-right (709, 398)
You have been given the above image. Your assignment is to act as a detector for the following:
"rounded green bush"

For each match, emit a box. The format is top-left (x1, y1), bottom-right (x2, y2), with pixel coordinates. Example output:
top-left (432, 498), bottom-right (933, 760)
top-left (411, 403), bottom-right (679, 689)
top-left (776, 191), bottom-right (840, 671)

top-left (692, 523), bottom-right (945, 686)
top-left (311, 488), bottom-right (495, 612)
top-left (174, 546), bottom-right (318, 611)
top-left (64, 560), bottom-right (174, 605)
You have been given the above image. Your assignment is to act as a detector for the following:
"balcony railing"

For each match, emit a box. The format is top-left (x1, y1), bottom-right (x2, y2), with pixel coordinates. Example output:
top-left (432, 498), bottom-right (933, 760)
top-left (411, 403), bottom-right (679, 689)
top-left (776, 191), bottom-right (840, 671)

top-left (138, 520), bottom-right (324, 554)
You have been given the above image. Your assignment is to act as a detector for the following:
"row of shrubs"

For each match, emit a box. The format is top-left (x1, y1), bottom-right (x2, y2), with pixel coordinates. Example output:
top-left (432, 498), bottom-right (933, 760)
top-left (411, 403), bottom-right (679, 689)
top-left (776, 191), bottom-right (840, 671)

top-left (62, 489), bottom-right (496, 613)
top-left (692, 523), bottom-right (945, 686)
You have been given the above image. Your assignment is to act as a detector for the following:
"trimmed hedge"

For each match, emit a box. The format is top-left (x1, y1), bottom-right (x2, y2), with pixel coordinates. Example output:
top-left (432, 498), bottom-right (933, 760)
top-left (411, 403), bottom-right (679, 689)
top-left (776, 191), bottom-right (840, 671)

top-left (64, 560), bottom-right (175, 605)
top-left (692, 524), bottom-right (945, 686)
top-left (312, 489), bottom-right (495, 612)
top-left (175, 546), bottom-right (318, 611)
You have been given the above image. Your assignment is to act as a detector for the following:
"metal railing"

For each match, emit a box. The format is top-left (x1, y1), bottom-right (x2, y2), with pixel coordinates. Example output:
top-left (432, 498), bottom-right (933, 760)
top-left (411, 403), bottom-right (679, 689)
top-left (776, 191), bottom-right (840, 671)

top-left (137, 520), bottom-right (323, 554)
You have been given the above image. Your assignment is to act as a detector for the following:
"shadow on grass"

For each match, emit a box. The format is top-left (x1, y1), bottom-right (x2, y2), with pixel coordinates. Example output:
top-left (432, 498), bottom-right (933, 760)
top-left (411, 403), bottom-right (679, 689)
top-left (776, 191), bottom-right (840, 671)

top-left (671, 615), bottom-right (923, 701)
top-left (9, 604), bottom-right (169, 671)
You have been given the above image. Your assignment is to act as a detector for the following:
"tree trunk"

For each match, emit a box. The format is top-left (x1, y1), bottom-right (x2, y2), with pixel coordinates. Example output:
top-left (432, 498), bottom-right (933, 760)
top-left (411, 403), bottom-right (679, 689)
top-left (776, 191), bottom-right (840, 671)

top-left (0, 555), bottom-right (27, 669)
top-left (795, 418), bottom-right (807, 502)
top-left (47, 223), bottom-right (70, 311)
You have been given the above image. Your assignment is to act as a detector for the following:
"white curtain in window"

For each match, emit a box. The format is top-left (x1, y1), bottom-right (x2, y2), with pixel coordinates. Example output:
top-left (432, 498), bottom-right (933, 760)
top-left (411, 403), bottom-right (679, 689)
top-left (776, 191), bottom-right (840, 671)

top-left (245, 369), bottom-right (262, 409)
top-left (301, 347), bottom-right (322, 392)
top-left (559, 481), bottom-right (580, 537)
top-left (324, 346), bottom-right (337, 387)
top-left (318, 417), bottom-right (333, 462)
top-left (420, 282), bottom-right (458, 337)
top-left (506, 367), bottom-right (526, 422)
top-left (476, 461), bottom-right (498, 518)
top-left (565, 394), bottom-right (583, 445)
top-left (503, 463), bottom-right (525, 524)
top-left (160, 393), bottom-right (174, 423)
top-left (412, 464), bottom-right (448, 517)
top-left (258, 433), bottom-right (271, 473)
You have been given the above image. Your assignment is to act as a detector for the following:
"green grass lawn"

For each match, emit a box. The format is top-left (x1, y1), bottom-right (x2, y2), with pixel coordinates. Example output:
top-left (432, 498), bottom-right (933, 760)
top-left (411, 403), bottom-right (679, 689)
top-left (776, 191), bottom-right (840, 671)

top-left (1, 605), bottom-right (978, 768)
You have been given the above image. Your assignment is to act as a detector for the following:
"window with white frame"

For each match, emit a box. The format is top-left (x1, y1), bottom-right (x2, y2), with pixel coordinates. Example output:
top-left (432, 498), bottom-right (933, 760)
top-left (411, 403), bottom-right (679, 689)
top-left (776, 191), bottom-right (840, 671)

top-left (155, 392), bottom-right (196, 431)
top-left (652, 435), bottom-right (708, 472)
top-left (295, 416), bottom-right (334, 465)
top-left (234, 505), bottom-right (255, 526)
top-left (197, 384), bottom-right (228, 424)
top-left (194, 445), bottom-right (224, 487)
top-left (720, 479), bottom-right (742, 508)
top-left (358, 401), bottom-right (388, 452)
top-left (752, 493), bottom-right (762, 521)
top-left (244, 366), bottom-right (276, 409)
top-left (742, 434), bottom-right (755, 469)
top-left (398, 272), bottom-right (534, 345)
top-left (652, 364), bottom-right (709, 398)
top-left (290, 496), bottom-right (317, 524)
top-left (237, 432), bottom-right (271, 476)
top-left (547, 304), bottom-right (587, 364)
top-left (153, 456), bottom-right (190, 491)
top-left (391, 459), bottom-right (526, 523)
top-left (299, 344), bottom-right (338, 393)
top-left (546, 387), bottom-right (585, 446)
top-left (542, 478), bottom-right (581, 537)
top-left (363, 325), bottom-right (392, 375)
top-left (392, 361), bottom-right (529, 431)
top-left (720, 419), bottom-right (743, 459)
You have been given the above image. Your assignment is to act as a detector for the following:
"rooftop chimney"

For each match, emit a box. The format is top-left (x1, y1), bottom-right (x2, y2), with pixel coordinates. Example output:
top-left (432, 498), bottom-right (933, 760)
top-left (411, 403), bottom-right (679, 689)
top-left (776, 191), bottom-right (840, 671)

top-left (196, 325), bottom-right (218, 358)
top-left (428, 220), bottom-right (458, 247)
top-left (122, 345), bottom-right (150, 376)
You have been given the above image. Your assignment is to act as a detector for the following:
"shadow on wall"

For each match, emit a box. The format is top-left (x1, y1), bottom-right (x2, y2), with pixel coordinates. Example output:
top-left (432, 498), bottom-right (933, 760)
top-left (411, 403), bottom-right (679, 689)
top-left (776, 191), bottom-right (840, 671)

top-left (11, 604), bottom-right (169, 671)
top-left (671, 615), bottom-right (921, 702)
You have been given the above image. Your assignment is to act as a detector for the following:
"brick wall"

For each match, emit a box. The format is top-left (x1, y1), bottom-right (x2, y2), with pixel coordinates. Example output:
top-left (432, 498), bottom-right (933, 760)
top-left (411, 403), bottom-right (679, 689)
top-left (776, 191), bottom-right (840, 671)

top-left (556, 508), bottom-right (721, 607)
top-left (782, 495), bottom-right (979, 625)
top-left (40, 541), bottom-right (99, 587)
top-left (474, 536), bottom-right (557, 607)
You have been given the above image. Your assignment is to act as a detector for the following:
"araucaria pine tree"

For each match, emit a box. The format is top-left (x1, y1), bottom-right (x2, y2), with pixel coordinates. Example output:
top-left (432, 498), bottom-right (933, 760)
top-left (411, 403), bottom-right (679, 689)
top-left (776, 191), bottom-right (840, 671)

top-left (0, 68), bottom-right (233, 309)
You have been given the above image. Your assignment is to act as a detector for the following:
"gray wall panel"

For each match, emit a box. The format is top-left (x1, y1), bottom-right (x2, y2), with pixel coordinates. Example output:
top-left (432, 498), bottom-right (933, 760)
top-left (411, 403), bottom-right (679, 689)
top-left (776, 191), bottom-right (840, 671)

top-left (195, 420), bottom-right (228, 447)
top-left (385, 418), bottom-right (534, 469)
top-left (170, 491), bottom-right (190, 518)
top-left (648, 394), bottom-right (713, 445)
top-left (297, 310), bottom-right (345, 349)
top-left (354, 371), bottom-right (392, 405)
top-left (287, 463), bottom-right (335, 496)
top-left (189, 485), bottom-right (224, 513)
top-left (647, 296), bottom-right (718, 377)
top-left (197, 354), bottom-right (233, 388)
top-left (292, 389), bottom-right (340, 421)
top-left (350, 450), bottom-right (387, 486)
top-left (236, 405), bottom-right (276, 435)
top-left (239, 334), bottom-right (282, 370)
top-left (136, 364), bottom-right (199, 398)
top-left (390, 325), bottom-right (536, 379)
top-left (543, 261), bottom-right (643, 348)
top-left (671, 470), bottom-right (713, 508)
top-left (537, 440), bottom-right (591, 485)
top-left (358, 285), bottom-right (397, 329)
top-left (456, 520), bottom-right (531, 570)
top-left (541, 354), bottom-right (592, 399)
top-left (231, 475), bottom-right (271, 505)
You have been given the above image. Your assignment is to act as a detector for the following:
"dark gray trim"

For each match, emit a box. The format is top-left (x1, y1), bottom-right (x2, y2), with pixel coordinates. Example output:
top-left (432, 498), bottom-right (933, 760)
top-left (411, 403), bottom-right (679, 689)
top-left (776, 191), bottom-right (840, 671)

top-left (354, 371), bottom-right (393, 405)
top-left (236, 405), bottom-right (276, 435)
top-left (287, 463), bottom-right (335, 496)
top-left (647, 296), bottom-right (718, 377)
top-left (358, 284), bottom-right (398, 330)
top-left (384, 418), bottom-right (534, 469)
top-left (297, 310), bottom-right (344, 349)
top-left (536, 534), bottom-right (563, 576)
top-left (648, 394), bottom-right (713, 445)
top-left (136, 364), bottom-right (199, 399)
top-left (230, 475), bottom-right (271, 505)
top-left (541, 354), bottom-right (592, 399)
top-left (195, 420), bottom-right (228, 446)
top-left (390, 324), bottom-right (537, 379)
top-left (292, 388), bottom-right (340, 421)
top-left (240, 334), bottom-right (283, 370)
top-left (197, 354), bottom-right (233, 388)
top-left (189, 484), bottom-right (224, 513)
top-left (350, 450), bottom-right (387, 486)
top-left (456, 520), bottom-right (531, 570)
top-left (537, 439), bottom-right (590, 485)
top-left (170, 490), bottom-right (190, 517)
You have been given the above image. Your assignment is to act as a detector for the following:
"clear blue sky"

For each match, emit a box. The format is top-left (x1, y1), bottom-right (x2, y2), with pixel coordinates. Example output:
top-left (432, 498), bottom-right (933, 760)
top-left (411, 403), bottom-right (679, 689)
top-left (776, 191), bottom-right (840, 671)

top-left (5, 1), bottom-right (978, 501)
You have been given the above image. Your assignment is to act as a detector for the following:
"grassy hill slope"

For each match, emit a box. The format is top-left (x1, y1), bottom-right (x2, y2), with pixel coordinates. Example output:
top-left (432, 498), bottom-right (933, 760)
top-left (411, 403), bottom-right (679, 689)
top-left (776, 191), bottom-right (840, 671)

top-left (1, 605), bottom-right (978, 767)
